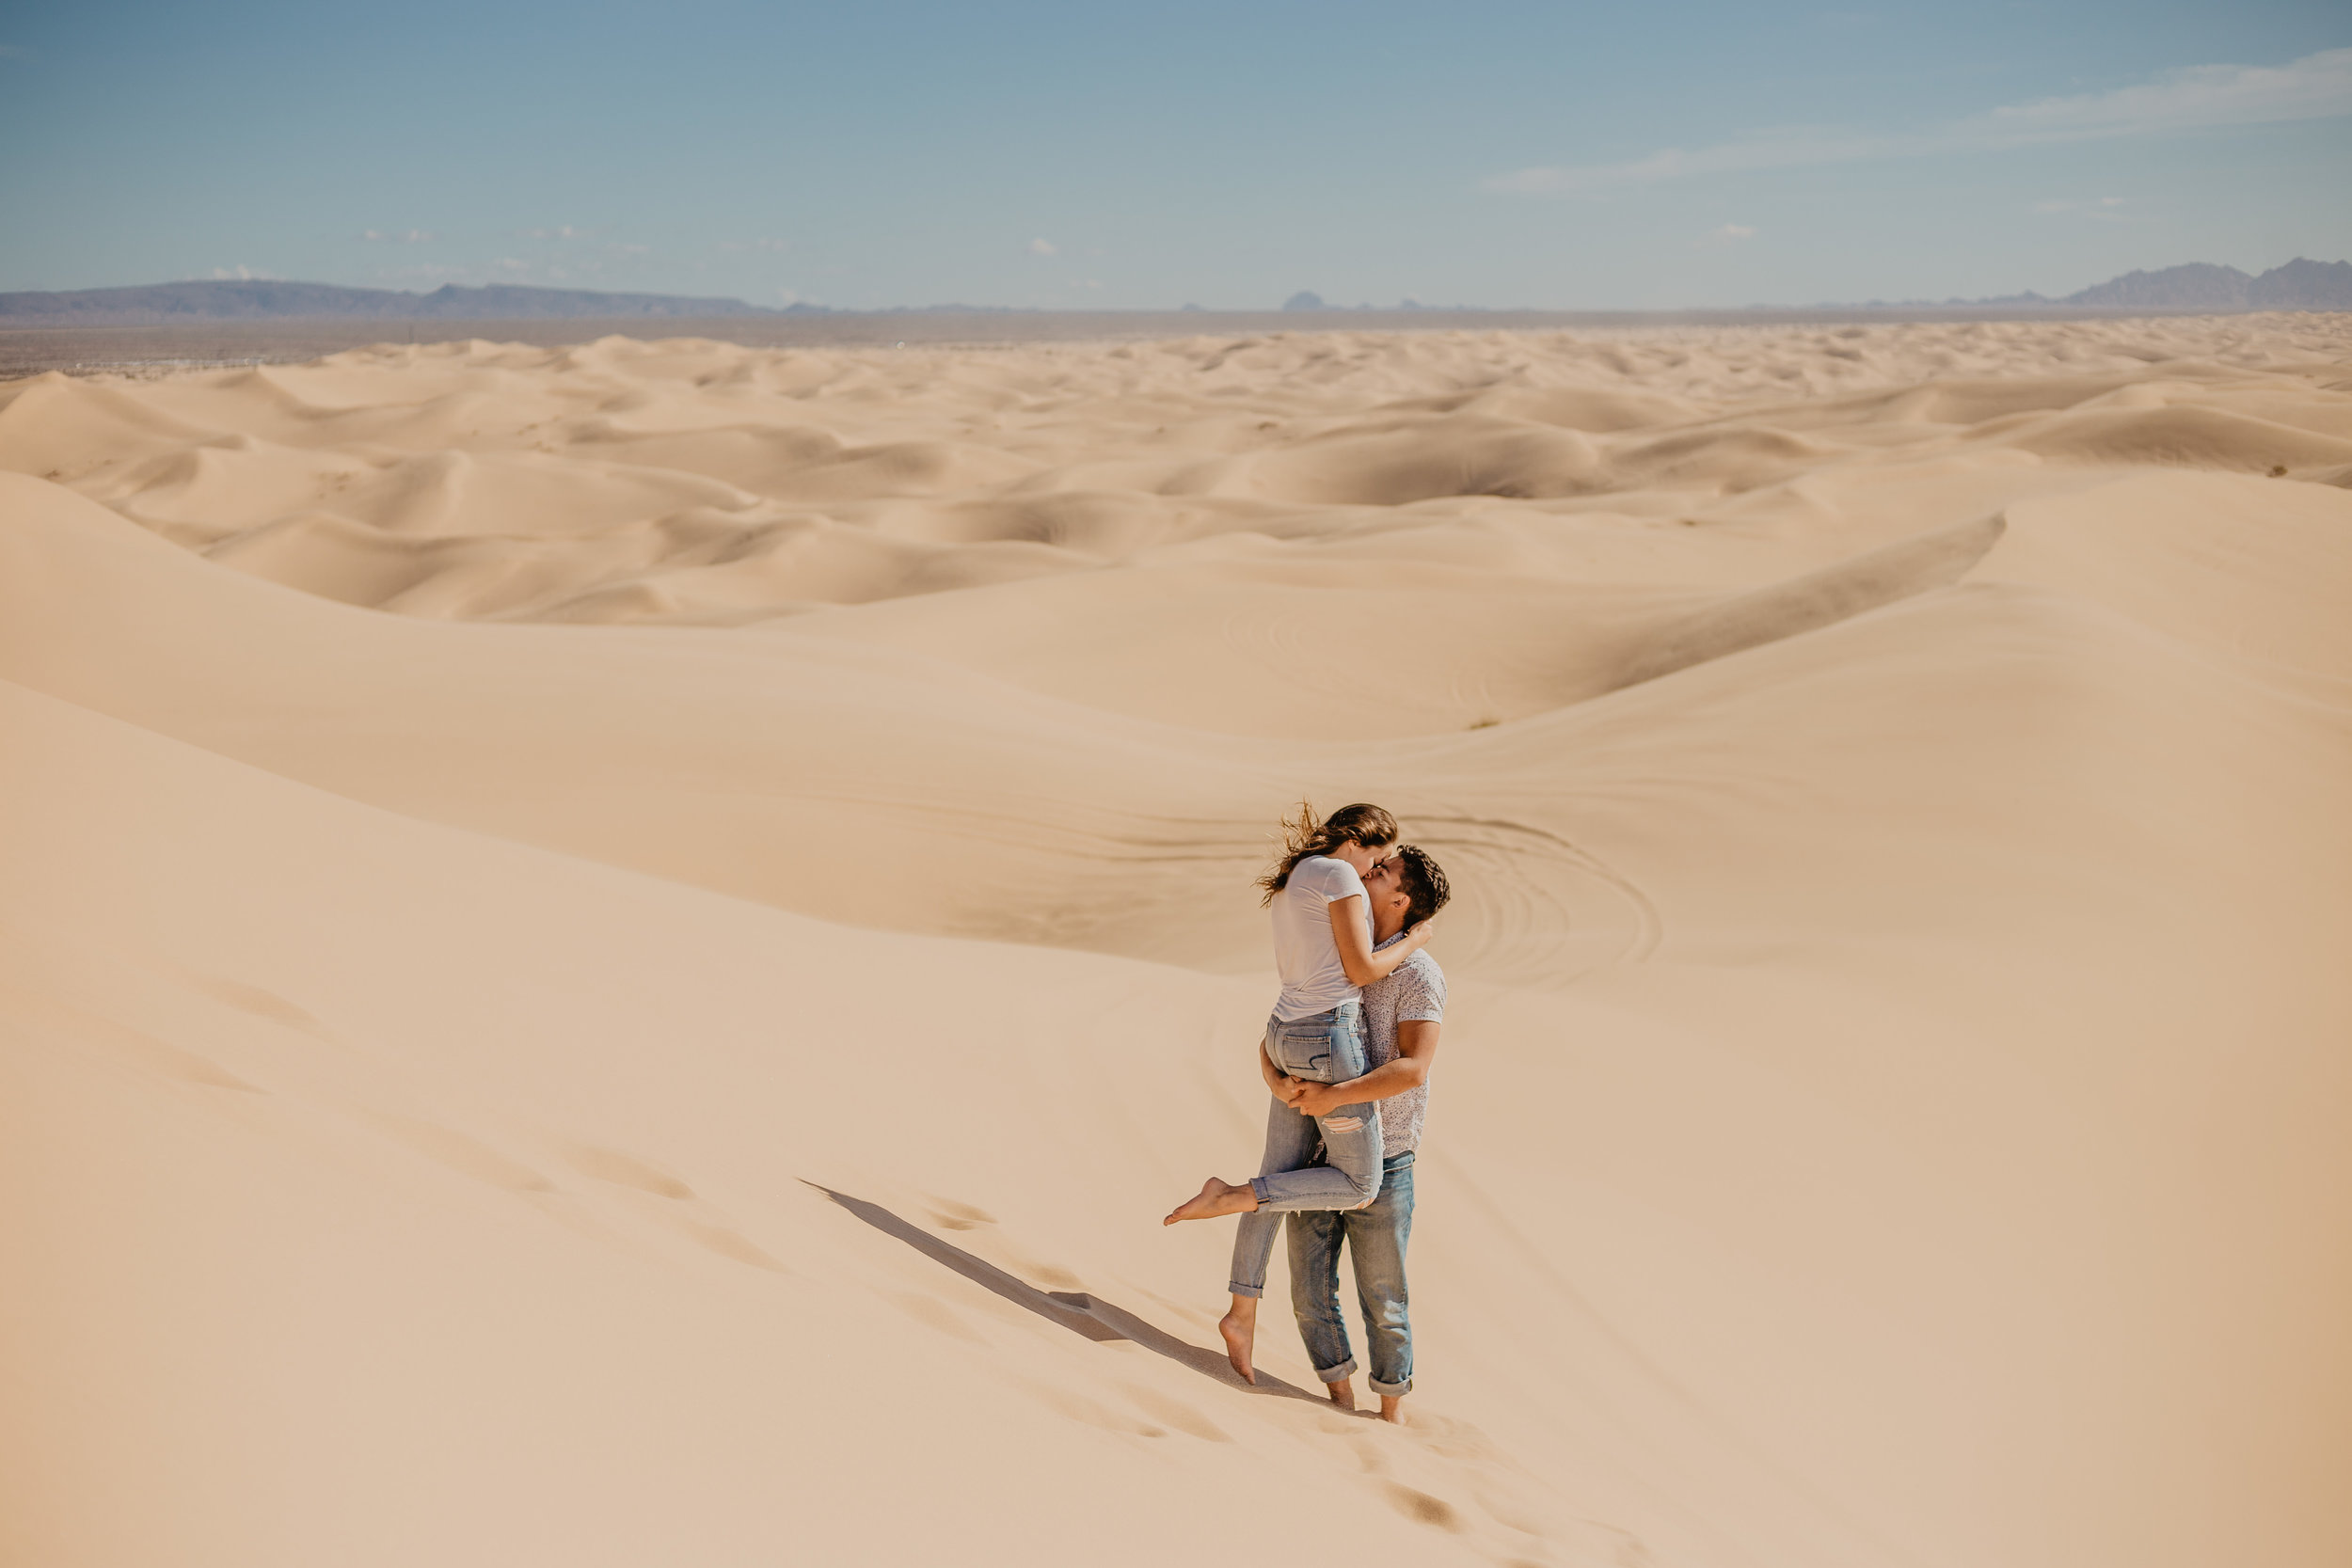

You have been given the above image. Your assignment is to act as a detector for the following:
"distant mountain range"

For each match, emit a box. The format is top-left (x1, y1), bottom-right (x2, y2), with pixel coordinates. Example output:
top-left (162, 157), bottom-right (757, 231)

top-left (1836, 258), bottom-right (2352, 313)
top-left (4, 261), bottom-right (2348, 324)
top-left (0, 279), bottom-right (800, 323)
top-left (2058, 258), bottom-right (2352, 310)
top-left (1280, 292), bottom-right (1473, 311)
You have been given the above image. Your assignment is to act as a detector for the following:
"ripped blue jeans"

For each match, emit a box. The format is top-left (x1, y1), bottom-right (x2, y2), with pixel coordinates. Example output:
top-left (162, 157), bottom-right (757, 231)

top-left (1228, 1001), bottom-right (1384, 1298)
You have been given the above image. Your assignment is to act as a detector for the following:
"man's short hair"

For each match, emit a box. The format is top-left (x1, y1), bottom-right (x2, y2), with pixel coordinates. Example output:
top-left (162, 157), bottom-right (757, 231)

top-left (1394, 844), bottom-right (1450, 927)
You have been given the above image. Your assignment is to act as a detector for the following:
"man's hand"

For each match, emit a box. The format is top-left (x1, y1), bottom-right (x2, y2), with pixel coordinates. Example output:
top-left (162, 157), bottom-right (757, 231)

top-left (1289, 1080), bottom-right (1353, 1117)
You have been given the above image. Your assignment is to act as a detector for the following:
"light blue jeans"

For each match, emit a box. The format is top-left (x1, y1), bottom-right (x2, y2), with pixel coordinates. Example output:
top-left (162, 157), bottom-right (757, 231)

top-left (1228, 1001), bottom-right (1384, 1298)
top-left (1288, 1148), bottom-right (1416, 1395)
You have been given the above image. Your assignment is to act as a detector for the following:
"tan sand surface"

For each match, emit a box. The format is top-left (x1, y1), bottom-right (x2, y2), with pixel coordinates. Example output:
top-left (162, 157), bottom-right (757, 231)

top-left (4, 315), bottom-right (2350, 1567)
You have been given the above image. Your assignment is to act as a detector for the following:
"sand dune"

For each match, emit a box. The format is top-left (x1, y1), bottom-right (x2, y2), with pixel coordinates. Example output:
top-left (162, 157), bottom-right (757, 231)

top-left (4, 315), bottom-right (2349, 1568)
top-left (5, 313), bottom-right (2345, 631)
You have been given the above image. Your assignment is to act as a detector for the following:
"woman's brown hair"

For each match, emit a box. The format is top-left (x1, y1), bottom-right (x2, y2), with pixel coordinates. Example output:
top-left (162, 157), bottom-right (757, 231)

top-left (1257, 801), bottom-right (1400, 904)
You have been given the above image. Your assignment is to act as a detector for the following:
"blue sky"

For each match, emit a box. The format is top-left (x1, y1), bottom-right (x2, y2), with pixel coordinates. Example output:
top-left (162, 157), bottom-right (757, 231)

top-left (2, 1), bottom-right (2346, 309)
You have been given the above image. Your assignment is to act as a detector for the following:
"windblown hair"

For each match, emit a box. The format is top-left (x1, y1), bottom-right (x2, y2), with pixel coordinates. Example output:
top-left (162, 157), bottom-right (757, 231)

top-left (1257, 801), bottom-right (1400, 904)
top-left (1391, 844), bottom-right (1452, 927)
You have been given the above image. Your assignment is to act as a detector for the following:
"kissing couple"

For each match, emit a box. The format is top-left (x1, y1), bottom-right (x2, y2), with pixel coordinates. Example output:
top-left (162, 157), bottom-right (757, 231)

top-left (1166, 802), bottom-right (1451, 1423)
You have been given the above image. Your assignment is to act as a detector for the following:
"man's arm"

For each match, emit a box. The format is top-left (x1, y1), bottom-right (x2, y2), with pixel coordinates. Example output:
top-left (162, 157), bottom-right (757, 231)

top-left (1290, 1020), bottom-right (1438, 1116)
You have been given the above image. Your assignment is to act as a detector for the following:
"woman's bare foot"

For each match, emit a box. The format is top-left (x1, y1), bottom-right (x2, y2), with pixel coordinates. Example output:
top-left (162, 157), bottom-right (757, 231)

top-left (1163, 1177), bottom-right (1258, 1226)
top-left (1377, 1394), bottom-right (1406, 1426)
top-left (1325, 1378), bottom-right (1359, 1412)
top-left (1218, 1294), bottom-right (1258, 1384)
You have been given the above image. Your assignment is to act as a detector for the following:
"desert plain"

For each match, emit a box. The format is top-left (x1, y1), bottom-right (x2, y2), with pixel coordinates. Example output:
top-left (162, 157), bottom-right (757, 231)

top-left (3, 312), bottom-right (2350, 1568)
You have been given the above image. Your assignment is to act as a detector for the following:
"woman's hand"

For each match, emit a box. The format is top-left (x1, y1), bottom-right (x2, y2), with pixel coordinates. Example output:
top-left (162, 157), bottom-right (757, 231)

top-left (1403, 919), bottom-right (1436, 951)
top-left (1275, 1073), bottom-right (1312, 1106)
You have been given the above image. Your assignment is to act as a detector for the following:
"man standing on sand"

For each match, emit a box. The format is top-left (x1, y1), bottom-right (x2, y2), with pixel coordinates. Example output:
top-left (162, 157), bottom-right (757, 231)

top-left (1278, 844), bottom-right (1449, 1425)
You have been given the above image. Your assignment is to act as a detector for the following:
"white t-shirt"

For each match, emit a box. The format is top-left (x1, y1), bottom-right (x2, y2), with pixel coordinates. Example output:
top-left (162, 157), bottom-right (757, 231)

top-left (1270, 855), bottom-right (1369, 1022)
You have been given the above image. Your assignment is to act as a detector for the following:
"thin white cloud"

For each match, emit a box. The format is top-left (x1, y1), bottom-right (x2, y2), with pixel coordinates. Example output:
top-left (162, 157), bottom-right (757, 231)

top-left (1488, 47), bottom-right (2352, 194)
top-left (518, 225), bottom-right (588, 240)
top-left (361, 228), bottom-right (437, 244)
top-left (1028, 237), bottom-right (1057, 257)
top-left (1973, 50), bottom-right (2352, 140)
top-left (1696, 222), bottom-right (1757, 248)
top-left (210, 264), bottom-right (277, 280)
top-left (1489, 128), bottom-right (1880, 193)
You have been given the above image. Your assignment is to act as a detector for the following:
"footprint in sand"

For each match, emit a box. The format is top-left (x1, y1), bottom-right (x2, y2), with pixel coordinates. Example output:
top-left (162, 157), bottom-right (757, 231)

top-left (675, 1218), bottom-right (787, 1272)
top-left (119, 1030), bottom-right (263, 1094)
top-left (1120, 1383), bottom-right (1232, 1442)
top-left (173, 970), bottom-right (338, 1040)
top-left (366, 1113), bottom-right (555, 1193)
top-left (1384, 1483), bottom-right (1466, 1532)
top-left (3, 981), bottom-right (265, 1095)
top-left (562, 1142), bottom-right (696, 1200)
top-left (924, 1195), bottom-right (997, 1230)
top-left (918, 1196), bottom-right (1087, 1291)
top-left (997, 1247), bottom-right (1083, 1289)
top-left (562, 1141), bottom-right (787, 1273)
top-left (1027, 1383), bottom-right (1167, 1440)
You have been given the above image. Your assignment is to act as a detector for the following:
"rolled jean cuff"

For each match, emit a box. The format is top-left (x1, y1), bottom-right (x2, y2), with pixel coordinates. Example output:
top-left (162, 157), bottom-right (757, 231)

top-left (1226, 1280), bottom-right (1264, 1299)
top-left (1250, 1176), bottom-right (1273, 1206)
top-left (1368, 1374), bottom-right (1412, 1398)
top-left (1313, 1356), bottom-right (1358, 1385)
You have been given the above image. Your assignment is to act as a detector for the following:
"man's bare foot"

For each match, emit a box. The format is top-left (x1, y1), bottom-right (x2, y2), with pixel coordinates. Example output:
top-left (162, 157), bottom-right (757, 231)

top-left (1217, 1297), bottom-right (1258, 1384)
top-left (1163, 1177), bottom-right (1258, 1226)
top-left (1378, 1394), bottom-right (1406, 1426)
top-left (1326, 1378), bottom-right (1359, 1412)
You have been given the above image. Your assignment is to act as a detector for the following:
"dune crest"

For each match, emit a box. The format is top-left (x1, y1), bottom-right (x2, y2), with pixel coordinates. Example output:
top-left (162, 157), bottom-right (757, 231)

top-left (3, 313), bottom-right (2345, 639)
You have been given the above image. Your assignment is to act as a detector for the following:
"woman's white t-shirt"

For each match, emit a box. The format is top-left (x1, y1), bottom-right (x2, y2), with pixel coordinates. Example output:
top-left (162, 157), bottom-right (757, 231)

top-left (1270, 855), bottom-right (1369, 1021)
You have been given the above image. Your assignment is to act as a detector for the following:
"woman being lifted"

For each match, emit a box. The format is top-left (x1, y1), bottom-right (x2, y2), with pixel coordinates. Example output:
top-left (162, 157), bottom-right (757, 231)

top-left (1164, 801), bottom-right (1434, 1383)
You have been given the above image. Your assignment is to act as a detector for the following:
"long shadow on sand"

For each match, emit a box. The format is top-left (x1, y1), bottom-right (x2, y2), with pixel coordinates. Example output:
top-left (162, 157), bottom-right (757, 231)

top-left (807, 1182), bottom-right (1325, 1404)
